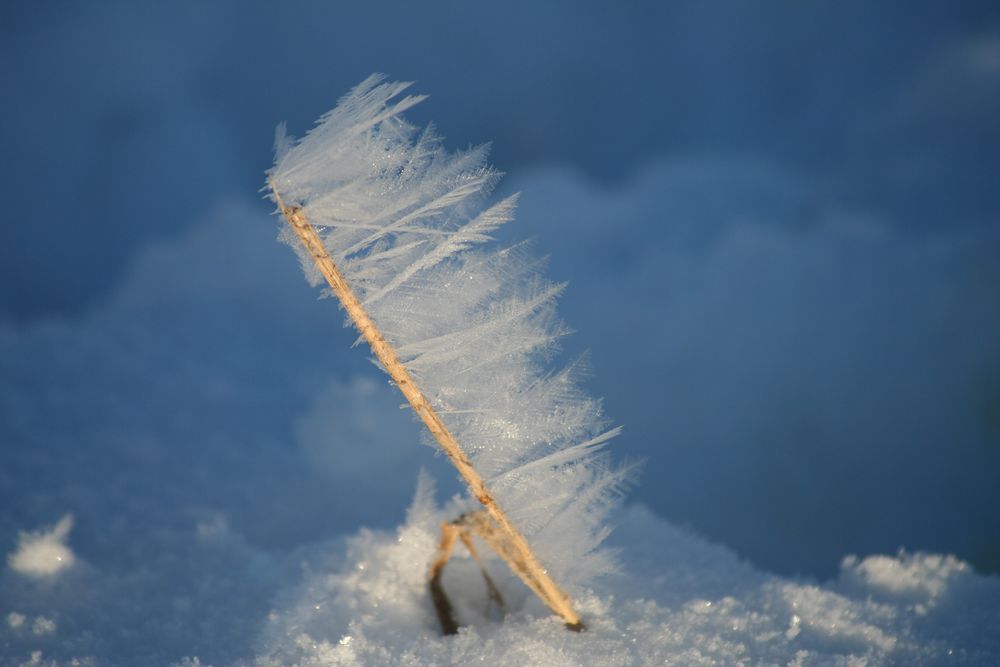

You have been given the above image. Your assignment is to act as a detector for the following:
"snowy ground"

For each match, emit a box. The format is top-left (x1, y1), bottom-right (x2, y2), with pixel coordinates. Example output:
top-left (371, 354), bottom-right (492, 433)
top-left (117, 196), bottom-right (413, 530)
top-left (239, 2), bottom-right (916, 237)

top-left (2, 161), bottom-right (998, 665)
top-left (4, 491), bottom-right (1000, 666)
top-left (3, 4), bottom-right (999, 664)
top-left (253, 485), bottom-right (1000, 667)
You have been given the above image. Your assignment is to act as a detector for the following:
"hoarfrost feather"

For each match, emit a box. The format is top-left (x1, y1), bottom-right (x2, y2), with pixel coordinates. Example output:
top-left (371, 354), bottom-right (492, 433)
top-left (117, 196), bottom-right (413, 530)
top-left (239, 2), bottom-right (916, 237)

top-left (268, 76), bottom-right (630, 593)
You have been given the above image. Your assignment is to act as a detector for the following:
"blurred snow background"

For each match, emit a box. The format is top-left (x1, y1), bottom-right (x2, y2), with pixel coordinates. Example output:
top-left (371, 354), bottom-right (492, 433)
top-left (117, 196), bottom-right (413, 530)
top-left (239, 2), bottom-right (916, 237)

top-left (1, 1), bottom-right (999, 664)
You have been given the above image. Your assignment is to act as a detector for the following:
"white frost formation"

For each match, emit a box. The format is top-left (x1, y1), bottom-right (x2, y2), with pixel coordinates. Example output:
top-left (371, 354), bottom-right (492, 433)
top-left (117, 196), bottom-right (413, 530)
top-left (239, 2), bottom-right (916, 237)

top-left (268, 75), bottom-right (630, 592)
top-left (7, 514), bottom-right (76, 579)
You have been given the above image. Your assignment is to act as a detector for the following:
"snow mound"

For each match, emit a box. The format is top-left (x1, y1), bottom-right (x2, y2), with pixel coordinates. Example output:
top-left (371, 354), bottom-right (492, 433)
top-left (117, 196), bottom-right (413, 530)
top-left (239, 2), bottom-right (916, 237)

top-left (256, 499), bottom-right (1000, 666)
top-left (7, 515), bottom-right (76, 579)
top-left (0, 168), bottom-right (997, 665)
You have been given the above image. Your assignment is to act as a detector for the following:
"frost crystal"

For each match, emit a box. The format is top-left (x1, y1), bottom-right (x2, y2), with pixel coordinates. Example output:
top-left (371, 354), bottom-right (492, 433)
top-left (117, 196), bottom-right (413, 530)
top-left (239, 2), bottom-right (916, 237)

top-left (268, 75), bottom-right (631, 592)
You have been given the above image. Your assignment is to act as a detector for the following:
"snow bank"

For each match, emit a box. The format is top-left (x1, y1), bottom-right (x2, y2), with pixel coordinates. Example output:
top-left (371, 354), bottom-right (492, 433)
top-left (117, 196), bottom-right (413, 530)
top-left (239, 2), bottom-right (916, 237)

top-left (256, 497), bottom-right (1000, 666)
top-left (510, 159), bottom-right (1000, 576)
top-left (0, 160), bottom-right (997, 664)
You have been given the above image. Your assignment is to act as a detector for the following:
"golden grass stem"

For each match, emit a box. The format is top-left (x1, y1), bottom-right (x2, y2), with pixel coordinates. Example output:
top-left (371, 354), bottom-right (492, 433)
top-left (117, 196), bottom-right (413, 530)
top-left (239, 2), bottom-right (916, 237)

top-left (269, 181), bottom-right (583, 629)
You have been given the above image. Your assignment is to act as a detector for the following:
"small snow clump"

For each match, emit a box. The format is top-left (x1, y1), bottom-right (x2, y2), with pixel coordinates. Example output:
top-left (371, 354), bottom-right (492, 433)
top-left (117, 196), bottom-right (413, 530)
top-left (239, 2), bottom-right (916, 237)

top-left (7, 514), bottom-right (76, 578)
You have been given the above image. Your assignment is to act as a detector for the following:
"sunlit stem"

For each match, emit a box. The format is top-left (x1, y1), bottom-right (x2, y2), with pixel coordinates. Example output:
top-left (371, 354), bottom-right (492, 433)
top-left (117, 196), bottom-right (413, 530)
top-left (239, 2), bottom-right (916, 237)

top-left (269, 180), bottom-right (583, 630)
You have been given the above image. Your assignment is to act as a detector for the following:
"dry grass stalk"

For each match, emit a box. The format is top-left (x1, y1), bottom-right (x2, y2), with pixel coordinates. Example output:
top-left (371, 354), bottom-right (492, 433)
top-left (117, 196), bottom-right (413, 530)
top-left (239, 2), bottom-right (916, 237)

top-left (429, 514), bottom-right (506, 635)
top-left (269, 181), bottom-right (584, 631)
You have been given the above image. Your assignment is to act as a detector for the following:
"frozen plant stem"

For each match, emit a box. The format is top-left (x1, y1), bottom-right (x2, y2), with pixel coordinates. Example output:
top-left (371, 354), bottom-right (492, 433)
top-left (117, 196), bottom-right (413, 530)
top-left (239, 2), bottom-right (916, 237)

top-left (429, 514), bottom-right (506, 635)
top-left (269, 180), bottom-right (584, 631)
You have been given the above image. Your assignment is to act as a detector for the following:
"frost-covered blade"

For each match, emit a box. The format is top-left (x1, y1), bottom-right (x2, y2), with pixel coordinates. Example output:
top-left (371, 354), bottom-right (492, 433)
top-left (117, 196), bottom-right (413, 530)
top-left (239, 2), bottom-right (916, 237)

top-left (266, 75), bottom-right (630, 607)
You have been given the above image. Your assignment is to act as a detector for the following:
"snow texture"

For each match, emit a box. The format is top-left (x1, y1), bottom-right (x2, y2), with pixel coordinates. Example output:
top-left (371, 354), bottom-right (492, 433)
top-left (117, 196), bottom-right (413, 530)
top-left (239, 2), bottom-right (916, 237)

top-left (255, 486), bottom-right (1000, 667)
top-left (0, 174), bottom-right (1000, 667)
top-left (509, 161), bottom-right (1000, 577)
top-left (7, 516), bottom-right (75, 579)
top-left (268, 75), bottom-right (630, 593)
top-left (0, 134), bottom-right (997, 665)
top-left (10, 488), bottom-right (1000, 666)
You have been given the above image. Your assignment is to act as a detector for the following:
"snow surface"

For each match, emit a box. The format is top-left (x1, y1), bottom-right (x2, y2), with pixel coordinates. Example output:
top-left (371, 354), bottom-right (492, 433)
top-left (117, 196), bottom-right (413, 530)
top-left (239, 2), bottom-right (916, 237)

top-left (1, 160), bottom-right (998, 665)
top-left (255, 492), bottom-right (1000, 667)
top-left (507, 161), bottom-right (1000, 577)
top-left (5, 486), bottom-right (999, 666)
top-left (7, 516), bottom-right (75, 579)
